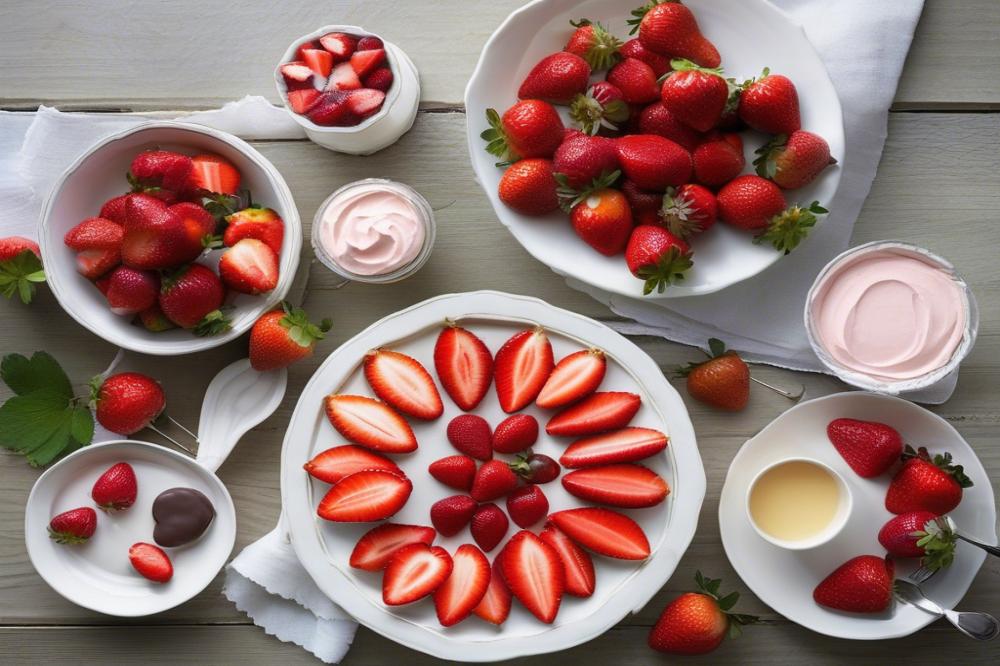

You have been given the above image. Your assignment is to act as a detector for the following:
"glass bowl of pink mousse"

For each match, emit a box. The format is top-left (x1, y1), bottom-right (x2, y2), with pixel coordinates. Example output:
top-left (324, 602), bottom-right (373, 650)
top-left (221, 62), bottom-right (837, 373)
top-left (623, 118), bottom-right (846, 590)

top-left (804, 240), bottom-right (979, 400)
top-left (311, 178), bottom-right (435, 285)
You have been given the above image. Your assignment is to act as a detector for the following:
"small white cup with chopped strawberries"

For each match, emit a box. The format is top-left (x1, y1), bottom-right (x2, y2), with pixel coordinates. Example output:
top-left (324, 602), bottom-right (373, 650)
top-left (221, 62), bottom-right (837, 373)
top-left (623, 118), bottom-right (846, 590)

top-left (275, 25), bottom-right (420, 155)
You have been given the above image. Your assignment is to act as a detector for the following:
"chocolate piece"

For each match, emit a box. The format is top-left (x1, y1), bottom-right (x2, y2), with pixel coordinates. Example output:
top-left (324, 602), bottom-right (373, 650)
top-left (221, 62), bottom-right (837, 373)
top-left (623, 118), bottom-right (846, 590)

top-left (152, 487), bottom-right (215, 547)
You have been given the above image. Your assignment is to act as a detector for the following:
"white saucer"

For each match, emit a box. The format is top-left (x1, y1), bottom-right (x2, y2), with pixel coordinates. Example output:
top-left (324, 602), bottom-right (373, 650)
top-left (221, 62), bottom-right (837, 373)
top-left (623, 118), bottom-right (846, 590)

top-left (719, 392), bottom-right (997, 640)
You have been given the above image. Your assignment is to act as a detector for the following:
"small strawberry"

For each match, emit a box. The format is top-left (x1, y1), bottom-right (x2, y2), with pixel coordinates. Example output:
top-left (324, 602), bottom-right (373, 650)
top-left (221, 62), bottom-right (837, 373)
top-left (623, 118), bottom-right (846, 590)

top-left (616, 134), bottom-right (692, 190)
top-left (737, 68), bottom-right (800, 135)
top-left (189, 154), bottom-right (240, 196)
top-left (716, 175), bottom-right (827, 253)
top-left (676, 338), bottom-right (750, 411)
top-left (92, 374), bottom-right (165, 437)
top-left (553, 134), bottom-right (620, 191)
top-left (350, 49), bottom-right (386, 79)
top-left (430, 494), bottom-right (478, 536)
top-left (492, 414), bottom-right (539, 454)
top-left (471, 459), bottom-right (520, 502)
top-left (447, 414), bottom-right (493, 461)
top-left (878, 512), bottom-right (957, 570)
top-left (564, 19), bottom-right (622, 70)
top-left (625, 225), bottom-right (693, 294)
top-left (91, 461), bottom-right (139, 511)
top-left (498, 158), bottom-right (560, 216)
top-left (546, 392), bottom-right (642, 437)
top-left (364, 348), bottom-right (443, 420)
top-left (813, 555), bottom-right (895, 614)
top-left (249, 303), bottom-right (331, 371)
top-left (621, 179), bottom-right (665, 221)
top-left (122, 194), bottom-right (204, 270)
top-left (319, 33), bottom-right (357, 61)
top-left (886, 446), bottom-right (973, 515)
top-left (105, 266), bottom-right (159, 316)
top-left (568, 82), bottom-right (630, 136)
top-left (48, 507), bottom-right (97, 544)
top-left (428, 455), bottom-right (477, 491)
top-left (826, 418), bottom-right (903, 478)
top-left (219, 238), bottom-right (279, 295)
top-left (382, 544), bottom-right (452, 606)
top-left (660, 184), bottom-right (717, 239)
top-left (637, 102), bottom-right (703, 151)
top-left (301, 48), bottom-right (333, 77)
top-left (470, 503), bottom-right (510, 552)
top-left (434, 323), bottom-right (494, 411)
top-left (317, 469), bottom-right (413, 522)
top-left (158, 264), bottom-right (229, 334)
top-left (494, 327), bottom-right (554, 413)
top-left (64, 217), bottom-right (124, 253)
top-left (648, 572), bottom-right (758, 655)
top-left (693, 133), bottom-right (745, 188)
top-left (620, 38), bottom-right (670, 77)
top-left (606, 57), bottom-right (660, 105)
top-left (754, 130), bottom-right (836, 189)
top-left (482, 100), bottom-right (565, 163)
top-left (629, 1), bottom-right (721, 68)
top-left (518, 52), bottom-right (592, 105)
top-left (223, 206), bottom-right (284, 254)
top-left (570, 184), bottom-right (635, 256)
top-left (363, 67), bottom-right (394, 92)
top-left (660, 59), bottom-right (729, 133)
top-left (536, 348), bottom-right (606, 409)
top-left (128, 150), bottom-right (193, 197)
top-left (506, 484), bottom-right (549, 528)
top-left (129, 542), bottom-right (173, 583)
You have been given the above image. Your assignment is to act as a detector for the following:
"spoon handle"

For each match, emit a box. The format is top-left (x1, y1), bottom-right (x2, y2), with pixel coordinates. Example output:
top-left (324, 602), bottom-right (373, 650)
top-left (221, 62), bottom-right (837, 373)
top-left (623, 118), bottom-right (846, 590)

top-left (946, 610), bottom-right (1000, 641)
top-left (956, 533), bottom-right (1000, 558)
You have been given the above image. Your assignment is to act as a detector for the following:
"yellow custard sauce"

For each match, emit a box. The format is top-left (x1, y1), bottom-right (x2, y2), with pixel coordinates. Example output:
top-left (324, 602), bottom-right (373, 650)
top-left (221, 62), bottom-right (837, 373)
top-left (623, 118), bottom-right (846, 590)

top-left (748, 460), bottom-right (843, 543)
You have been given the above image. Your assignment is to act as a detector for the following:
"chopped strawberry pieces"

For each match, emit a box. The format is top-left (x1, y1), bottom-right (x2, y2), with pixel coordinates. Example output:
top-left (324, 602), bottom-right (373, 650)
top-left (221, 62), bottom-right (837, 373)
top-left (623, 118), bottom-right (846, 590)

top-left (356, 35), bottom-right (384, 51)
top-left (218, 238), bottom-right (279, 295)
top-left (350, 48), bottom-right (386, 78)
top-left (302, 48), bottom-right (334, 77)
top-left (287, 88), bottom-right (321, 114)
top-left (348, 89), bottom-right (386, 118)
top-left (327, 61), bottom-right (362, 91)
top-left (280, 61), bottom-right (314, 89)
top-left (363, 67), bottom-right (394, 92)
top-left (320, 33), bottom-right (358, 61)
top-left (189, 153), bottom-right (241, 195)
top-left (307, 91), bottom-right (357, 127)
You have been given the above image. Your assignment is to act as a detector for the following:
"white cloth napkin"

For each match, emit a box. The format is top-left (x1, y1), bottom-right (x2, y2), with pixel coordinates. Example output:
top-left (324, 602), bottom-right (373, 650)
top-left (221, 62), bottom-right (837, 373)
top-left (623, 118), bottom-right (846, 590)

top-left (0, 97), bottom-right (356, 662)
top-left (571, 0), bottom-right (927, 370)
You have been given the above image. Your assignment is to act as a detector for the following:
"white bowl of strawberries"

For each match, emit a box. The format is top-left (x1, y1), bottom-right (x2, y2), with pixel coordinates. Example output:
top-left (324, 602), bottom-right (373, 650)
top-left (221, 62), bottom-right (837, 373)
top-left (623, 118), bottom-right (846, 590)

top-left (466, 0), bottom-right (844, 298)
top-left (39, 121), bottom-right (301, 355)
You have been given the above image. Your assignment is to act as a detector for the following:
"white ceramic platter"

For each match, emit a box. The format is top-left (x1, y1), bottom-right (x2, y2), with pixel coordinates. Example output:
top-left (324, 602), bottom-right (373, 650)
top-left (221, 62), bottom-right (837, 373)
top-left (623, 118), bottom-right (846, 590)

top-left (719, 392), bottom-right (997, 640)
top-left (280, 291), bottom-right (704, 660)
top-left (465, 0), bottom-right (844, 299)
top-left (25, 440), bottom-right (237, 617)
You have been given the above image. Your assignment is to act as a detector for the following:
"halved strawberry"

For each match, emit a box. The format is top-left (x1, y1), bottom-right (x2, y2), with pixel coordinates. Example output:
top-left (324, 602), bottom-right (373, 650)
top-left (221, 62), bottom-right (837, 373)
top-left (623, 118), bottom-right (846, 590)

top-left (350, 48), bottom-right (386, 78)
top-left (545, 392), bottom-right (641, 437)
top-left (190, 154), bottom-right (241, 195)
top-left (307, 91), bottom-right (356, 127)
top-left (304, 445), bottom-right (401, 484)
top-left (316, 469), bottom-right (412, 522)
top-left (560, 427), bottom-right (668, 468)
top-left (474, 559), bottom-right (512, 625)
top-left (364, 349), bottom-right (443, 420)
top-left (302, 48), bottom-right (334, 77)
top-left (494, 327), bottom-right (554, 413)
top-left (434, 324), bottom-right (494, 411)
top-left (347, 89), bottom-right (386, 118)
top-left (434, 544), bottom-right (491, 627)
top-left (562, 464), bottom-right (669, 508)
top-left (324, 395), bottom-right (417, 453)
top-left (548, 507), bottom-right (650, 560)
top-left (280, 61), bottom-right (314, 88)
top-left (499, 530), bottom-right (565, 623)
top-left (382, 543), bottom-right (453, 606)
top-left (540, 522), bottom-right (595, 598)
top-left (536, 349), bottom-right (606, 409)
top-left (319, 33), bottom-right (357, 61)
top-left (218, 238), bottom-right (279, 295)
top-left (428, 455), bottom-right (477, 491)
top-left (76, 248), bottom-right (120, 280)
top-left (327, 61), bottom-right (362, 91)
top-left (349, 523), bottom-right (436, 571)
top-left (287, 88), bottom-right (321, 114)
top-left (296, 40), bottom-right (323, 61)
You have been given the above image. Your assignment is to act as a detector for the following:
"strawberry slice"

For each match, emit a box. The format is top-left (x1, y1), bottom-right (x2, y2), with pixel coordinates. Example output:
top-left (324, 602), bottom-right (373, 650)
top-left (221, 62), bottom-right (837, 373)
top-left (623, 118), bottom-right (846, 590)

top-left (560, 427), bottom-right (668, 468)
top-left (76, 247), bottom-right (120, 280)
top-left (382, 543), bottom-right (453, 606)
top-left (434, 544), bottom-right (491, 627)
top-left (474, 559), bottom-right (513, 625)
top-left (363, 349), bottom-right (443, 420)
top-left (304, 445), bottom-right (401, 484)
top-left (128, 542), bottom-right (173, 583)
top-left (307, 91), bottom-right (357, 127)
top-left (287, 88), bottom-right (321, 114)
top-left (319, 32), bottom-right (357, 61)
top-left (280, 61), bottom-right (314, 88)
top-left (536, 349), bottom-right (607, 409)
top-left (350, 48), bottom-right (386, 78)
top-left (190, 153), bottom-right (241, 195)
top-left (324, 395), bottom-right (417, 453)
top-left (218, 238), bottom-right (279, 295)
top-left (349, 523), bottom-right (436, 571)
top-left (494, 327), bottom-right (554, 413)
top-left (434, 324), bottom-right (494, 411)
top-left (296, 40), bottom-right (323, 61)
top-left (545, 391), bottom-right (641, 437)
top-left (316, 469), bottom-right (412, 522)
top-left (301, 48), bottom-right (334, 77)
top-left (562, 464), bottom-right (670, 508)
top-left (540, 522), bottom-right (595, 598)
top-left (548, 508), bottom-right (651, 560)
top-left (327, 61), bottom-right (362, 91)
top-left (347, 89), bottom-right (386, 117)
top-left (499, 530), bottom-right (565, 623)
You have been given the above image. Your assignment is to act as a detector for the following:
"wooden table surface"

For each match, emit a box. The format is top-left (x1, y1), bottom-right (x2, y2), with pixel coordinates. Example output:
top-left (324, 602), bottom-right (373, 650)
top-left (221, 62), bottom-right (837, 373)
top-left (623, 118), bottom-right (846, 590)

top-left (1, 1), bottom-right (998, 663)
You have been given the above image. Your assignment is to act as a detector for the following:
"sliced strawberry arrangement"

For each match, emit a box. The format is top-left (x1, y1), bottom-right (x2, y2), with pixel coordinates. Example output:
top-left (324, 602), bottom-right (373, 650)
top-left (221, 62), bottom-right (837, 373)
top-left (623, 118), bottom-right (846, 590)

top-left (535, 348), bottom-right (606, 409)
top-left (560, 427), bottom-right (668, 468)
top-left (540, 522), bottom-right (596, 598)
top-left (434, 544), bottom-right (491, 627)
top-left (350, 523), bottom-right (436, 571)
top-left (474, 560), bottom-right (513, 625)
top-left (382, 543), bottom-right (453, 606)
top-left (434, 323), bottom-right (494, 411)
top-left (304, 445), bottom-right (401, 484)
top-left (317, 469), bottom-right (412, 522)
top-left (494, 327), bottom-right (554, 413)
top-left (364, 349), bottom-right (443, 420)
top-left (549, 507), bottom-right (651, 560)
top-left (499, 530), bottom-right (565, 623)
top-left (562, 464), bottom-right (670, 508)
top-left (324, 394), bottom-right (417, 453)
top-left (546, 391), bottom-right (642, 437)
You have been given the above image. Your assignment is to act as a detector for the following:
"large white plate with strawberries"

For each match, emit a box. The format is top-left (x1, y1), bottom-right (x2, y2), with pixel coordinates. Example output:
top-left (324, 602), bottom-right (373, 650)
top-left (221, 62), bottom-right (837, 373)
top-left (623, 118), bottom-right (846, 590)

top-left (465, 0), bottom-right (843, 299)
top-left (719, 392), bottom-right (997, 640)
top-left (280, 291), bottom-right (704, 660)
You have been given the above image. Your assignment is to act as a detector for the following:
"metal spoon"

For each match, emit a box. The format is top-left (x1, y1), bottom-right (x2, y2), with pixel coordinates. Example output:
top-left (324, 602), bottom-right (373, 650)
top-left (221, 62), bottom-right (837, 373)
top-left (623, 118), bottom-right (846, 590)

top-left (895, 578), bottom-right (999, 641)
top-left (936, 516), bottom-right (1000, 558)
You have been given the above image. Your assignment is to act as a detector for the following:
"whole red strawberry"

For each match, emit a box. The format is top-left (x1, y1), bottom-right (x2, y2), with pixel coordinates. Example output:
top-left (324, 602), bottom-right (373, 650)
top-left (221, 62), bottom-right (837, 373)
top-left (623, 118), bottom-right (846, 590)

top-left (649, 572), bottom-right (757, 655)
top-left (91, 461), bottom-right (139, 511)
top-left (64, 217), bottom-right (123, 281)
top-left (878, 512), bottom-right (956, 570)
top-left (885, 446), bottom-right (973, 515)
top-left (738, 69), bottom-right (800, 135)
top-left (128, 150), bottom-right (193, 198)
top-left (813, 555), bottom-right (894, 613)
top-left (616, 134), bottom-right (692, 190)
top-left (470, 502), bottom-right (509, 552)
top-left (677, 338), bottom-right (749, 411)
top-left (105, 266), bottom-right (159, 316)
top-left (100, 194), bottom-right (132, 225)
top-left (552, 134), bottom-right (619, 190)
top-left (430, 494), bottom-right (478, 536)
top-left (92, 373), bottom-right (165, 436)
top-left (693, 133), bottom-right (745, 188)
top-left (121, 194), bottom-right (204, 269)
top-left (428, 455), bottom-right (478, 491)
top-left (660, 184), bottom-right (717, 239)
top-left (570, 185), bottom-right (634, 256)
top-left (606, 57), bottom-right (660, 105)
top-left (506, 484), bottom-right (549, 528)
top-left (826, 418), bottom-right (903, 478)
top-left (498, 159), bottom-right (560, 216)
top-left (630, 1), bottom-right (720, 67)
top-left (249, 303), bottom-right (331, 371)
top-left (568, 82), bottom-right (630, 136)
top-left (482, 101), bottom-right (564, 162)
top-left (621, 179), bottom-right (664, 220)
top-left (48, 507), bottom-right (98, 544)
top-left (518, 52), bottom-right (591, 105)
top-left (447, 414), bottom-right (494, 461)
top-left (620, 38), bottom-right (670, 77)
top-left (660, 59), bottom-right (729, 132)
top-left (471, 459), bottom-right (520, 502)
top-left (716, 175), bottom-right (827, 253)
top-left (492, 414), bottom-right (539, 454)
top-left (637, 102), bottom-right (703, 151)
top-left (158, 264), bottom-right (229, 334)
top-left (625, 225), bottom-right (692, 295)
top-left (754, 130), bottom-right (836, 189)
top-left (563, 19), bottom-right (622, 71)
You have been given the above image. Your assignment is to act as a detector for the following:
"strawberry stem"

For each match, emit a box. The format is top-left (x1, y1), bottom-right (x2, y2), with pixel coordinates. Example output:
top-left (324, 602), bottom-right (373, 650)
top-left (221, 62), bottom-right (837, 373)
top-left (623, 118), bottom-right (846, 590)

top-left (753, 201), bottom-right (828, 254)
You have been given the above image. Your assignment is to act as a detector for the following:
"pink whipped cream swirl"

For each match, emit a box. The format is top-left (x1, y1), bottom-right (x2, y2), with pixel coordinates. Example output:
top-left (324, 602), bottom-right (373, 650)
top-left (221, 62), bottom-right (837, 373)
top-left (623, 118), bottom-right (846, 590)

top-left (319, 184), bottom-right (425, 276)
top-left (810, 247), bottom-right (967, 382)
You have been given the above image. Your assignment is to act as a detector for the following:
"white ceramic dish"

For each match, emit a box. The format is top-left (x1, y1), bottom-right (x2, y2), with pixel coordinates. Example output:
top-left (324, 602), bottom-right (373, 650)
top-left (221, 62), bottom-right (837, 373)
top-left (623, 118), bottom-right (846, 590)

top-left (719, 392), bottom-right (997, 640)
top-left (25, 440), bottom-right (238, 617)
top-left (275, 25), bottom-right (421, 155)
top-left (280, 290), bottom-right (704, 661)
top-left (465, 0), bottom-right (844, 299)
top-left (39, 121), bottom-right (302, 356)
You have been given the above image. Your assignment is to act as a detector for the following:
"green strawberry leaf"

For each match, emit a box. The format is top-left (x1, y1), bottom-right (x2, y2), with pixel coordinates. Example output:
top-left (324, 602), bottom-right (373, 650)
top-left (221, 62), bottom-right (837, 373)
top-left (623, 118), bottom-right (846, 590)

top-left (0, 252), bottom-right (46, 304)
top-left (69, 404), bottom-right (95, 447)
top-left (0, 389), bottom-right (73, 454)
top-left (2, 351), bottom-right (74, 398)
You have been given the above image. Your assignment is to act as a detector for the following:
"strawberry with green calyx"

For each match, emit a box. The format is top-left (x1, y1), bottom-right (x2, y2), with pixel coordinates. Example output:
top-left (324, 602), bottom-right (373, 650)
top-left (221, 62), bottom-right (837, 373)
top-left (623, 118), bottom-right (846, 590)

top-left (716, 174), bottom-right (827, 253)
top-left (569, 180), bottom-right (634, 256)
top-left (158, 264), bottom-right (230, 335)
top-left (660, 58), bottom-right (730, 133)
top-left (553, 135), bottom-right (620, 191)
top-left (223, 206), bottom-right (284, 254)
top-left (556, 168), bottom-right (621, 212)
top-left (886, 445), bottom-right (973, 515)
top-left (625, 225), bottom-right (693, 295)
top-left (628, 0), bottom-right (721, 68)
top-left (518, 52), bottom-right (592, 105)
top-left (91, 372), bottom-right (165, 436)
top-left (48, 507), bottom-right (97, 544)
top-left (0, 237), bottom-right (45, 304)
top-left (568, 82), bottom-right (630, 136)
top-left (648, 571), bottom-right (758, 655)
top-left (660, 184), bottom-right (717, 239)
top-left (482, 101), bottom-right (564, 165)
top-left (753, 130), bottom-right (836, 189)
top-left (737, 68), bottom-right (800, 135)
top-left (564, 19), bottom-right (622, 71)
top-left (878, 512), bottom-right (957, 571)
top-left (249, 302), bottom-right (332, 371)
top-left (753, 200), bottom-right (828, 254)
top-left (675, 338), bottom-right (749, 411)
